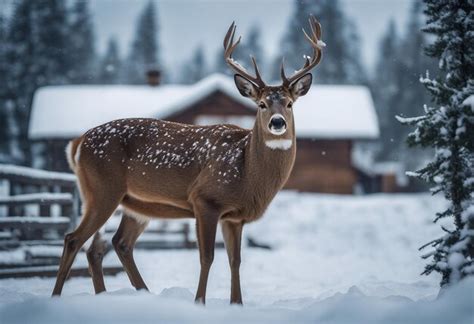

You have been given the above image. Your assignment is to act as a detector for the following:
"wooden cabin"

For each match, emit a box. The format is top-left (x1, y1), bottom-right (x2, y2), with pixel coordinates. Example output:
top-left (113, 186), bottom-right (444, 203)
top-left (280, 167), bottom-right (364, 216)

top-left (28, 74), bottom-right (380, 194)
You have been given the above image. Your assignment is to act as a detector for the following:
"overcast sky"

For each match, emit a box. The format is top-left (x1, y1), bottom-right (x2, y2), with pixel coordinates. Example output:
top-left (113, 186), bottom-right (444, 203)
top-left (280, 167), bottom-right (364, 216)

top-left (2, 0), bottom-right (413, 78)
top-left (91, 0), bottom-right (412, 78)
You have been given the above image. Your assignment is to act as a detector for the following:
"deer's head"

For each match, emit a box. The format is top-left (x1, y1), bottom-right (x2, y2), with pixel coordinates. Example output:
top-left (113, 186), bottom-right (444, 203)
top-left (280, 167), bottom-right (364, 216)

top-left (224, 16), bottom-right (324, 140)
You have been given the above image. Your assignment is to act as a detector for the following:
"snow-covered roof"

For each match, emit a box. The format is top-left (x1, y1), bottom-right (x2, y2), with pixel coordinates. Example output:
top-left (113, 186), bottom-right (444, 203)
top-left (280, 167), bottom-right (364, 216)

top-left (29, 73), bottom-right (379, 140)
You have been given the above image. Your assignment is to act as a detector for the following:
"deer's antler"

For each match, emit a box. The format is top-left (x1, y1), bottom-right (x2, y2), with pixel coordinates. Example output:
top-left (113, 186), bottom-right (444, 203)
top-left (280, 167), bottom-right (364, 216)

top-left (223, 22), bottom-right (266, 88)
top-left (281, 15), bottom-right (324, 87)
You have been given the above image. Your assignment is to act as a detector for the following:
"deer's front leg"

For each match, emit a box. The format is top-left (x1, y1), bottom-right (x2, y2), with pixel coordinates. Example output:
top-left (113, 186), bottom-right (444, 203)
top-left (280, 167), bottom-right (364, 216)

top-left (221, 220), bottom-right (243, 304)
top-left (194, 205), bottom-right (219, 304)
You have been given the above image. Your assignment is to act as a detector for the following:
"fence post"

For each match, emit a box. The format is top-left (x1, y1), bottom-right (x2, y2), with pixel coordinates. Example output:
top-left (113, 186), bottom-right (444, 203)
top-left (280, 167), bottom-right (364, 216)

top-left (39, 185), bottom-right (50, 216)
top-left (183, 223), bottom-right (191, 248)
top-left (0, 179), bottom-right (9, 217)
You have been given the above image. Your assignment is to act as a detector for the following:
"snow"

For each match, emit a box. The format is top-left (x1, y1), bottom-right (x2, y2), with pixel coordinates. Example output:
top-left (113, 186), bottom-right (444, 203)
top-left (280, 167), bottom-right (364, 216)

top-left (295, 85), bottom-right (379, 139)
top-left (0, 192), bottom-right (72, 203)
top-left (0, 164), bottom-right (76, 182)
top-left (1, 192), bottom-right (472, 323)
top-left (462, 95), bottom-right (474, 110)
top-left (28, 73), bottom-right (379, 140)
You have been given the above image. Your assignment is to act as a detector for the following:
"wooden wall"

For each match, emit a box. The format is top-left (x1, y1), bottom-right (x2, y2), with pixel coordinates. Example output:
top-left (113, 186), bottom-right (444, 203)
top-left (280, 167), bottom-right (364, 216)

top-left (288, 139), bottom-right (355, 193)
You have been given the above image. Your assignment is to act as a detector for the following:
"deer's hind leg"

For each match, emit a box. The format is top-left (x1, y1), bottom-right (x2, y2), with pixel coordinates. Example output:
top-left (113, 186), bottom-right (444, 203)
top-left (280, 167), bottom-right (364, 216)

top-left (52, 170), bottom-right (126, 296)
top-left (112, 211), bottom-right (149, 291)
top-left (86, 231), bottom-right (109, 294)
top-left (114, 196), bottom-right (194, 290)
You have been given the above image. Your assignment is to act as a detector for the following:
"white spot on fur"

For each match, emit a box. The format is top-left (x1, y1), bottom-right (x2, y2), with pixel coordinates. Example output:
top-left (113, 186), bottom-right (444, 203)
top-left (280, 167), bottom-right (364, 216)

top-left (265, 139), bottom-right (293, 150)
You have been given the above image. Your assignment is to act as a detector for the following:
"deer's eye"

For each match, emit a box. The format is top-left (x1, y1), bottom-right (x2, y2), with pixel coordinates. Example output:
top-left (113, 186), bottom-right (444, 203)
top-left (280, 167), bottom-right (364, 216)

top-left (287, 102), bottom-right (293, 109)
top-left (258, 102), bottom-right (267, 109)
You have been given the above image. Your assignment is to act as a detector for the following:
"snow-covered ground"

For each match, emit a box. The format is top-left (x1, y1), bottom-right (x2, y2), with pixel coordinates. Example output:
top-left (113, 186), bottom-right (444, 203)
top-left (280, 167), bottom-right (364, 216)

top-left (0, 192), bottom-right (473, 323)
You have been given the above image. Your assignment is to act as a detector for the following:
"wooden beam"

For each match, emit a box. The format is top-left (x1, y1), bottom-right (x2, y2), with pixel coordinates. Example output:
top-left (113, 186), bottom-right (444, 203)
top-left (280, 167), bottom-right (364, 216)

top-left (0, 216), bottom-right (70, 230)
top-left (0, 193), bottom-right (73, 207)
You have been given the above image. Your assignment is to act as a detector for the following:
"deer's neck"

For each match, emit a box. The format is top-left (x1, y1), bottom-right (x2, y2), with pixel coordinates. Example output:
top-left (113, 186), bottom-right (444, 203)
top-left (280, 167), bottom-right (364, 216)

top-left (244, 121), bottom-right (296, 196)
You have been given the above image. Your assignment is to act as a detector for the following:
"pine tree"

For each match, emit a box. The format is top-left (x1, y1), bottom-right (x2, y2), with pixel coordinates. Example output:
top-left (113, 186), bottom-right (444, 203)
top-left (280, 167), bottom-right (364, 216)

top-left (180, 45), bottom-right (207, 84)
top-left (99, 37), bottom-right (122, 84)
top-left (68, 0), bottom-right (96, 83)
top-left (126, 0), bottom-right (160, 84)
top-left (232, 24), bottom-right (264, 73)
top-left (372, 0), bottom-right (438, 166)
top-left (398, 0), bottom-right (474, 287)
top-left (273, 0), bottom-right (366, 85)
top-left (345, 19), bottom-right (368, 85)
top-left (271, 0), bottom-right (319, 82)
top-left (5, 0), bottom-right (36, 163)
top-left (5, 0), bottom-right (72, 164)
top-left (214, 47), bottom-right (232, 76)
top-left (396, 0), bottom-right (438, 167)
top-left (33, 0), bottom-right (70, 86)
top-left (371, 20), bottom-right (402, 160)
top-left (0, 14), bottom-right (10, 158)
top-left (214, 23), bottom-right (264, 77)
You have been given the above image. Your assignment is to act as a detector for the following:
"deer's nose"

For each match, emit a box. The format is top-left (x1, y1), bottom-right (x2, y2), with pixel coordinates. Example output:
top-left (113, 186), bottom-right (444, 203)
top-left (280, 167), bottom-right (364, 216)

top-left (268, 114), bottom-right (287, 135)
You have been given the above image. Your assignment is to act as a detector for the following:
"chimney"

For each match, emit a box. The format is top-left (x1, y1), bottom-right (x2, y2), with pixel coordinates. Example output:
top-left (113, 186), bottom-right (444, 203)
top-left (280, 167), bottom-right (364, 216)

top-left (146, 69), bottom-right (161, 86)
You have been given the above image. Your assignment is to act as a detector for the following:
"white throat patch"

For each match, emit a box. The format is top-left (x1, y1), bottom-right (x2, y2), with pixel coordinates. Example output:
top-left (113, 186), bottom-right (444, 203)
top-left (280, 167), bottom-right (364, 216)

top-left (265, 139), bottom-right (293, 150)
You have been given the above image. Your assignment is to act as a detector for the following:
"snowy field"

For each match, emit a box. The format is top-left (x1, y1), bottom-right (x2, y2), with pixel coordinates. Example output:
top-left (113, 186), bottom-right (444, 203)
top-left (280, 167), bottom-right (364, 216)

top-left (0, 192), bottom-right (473, 323)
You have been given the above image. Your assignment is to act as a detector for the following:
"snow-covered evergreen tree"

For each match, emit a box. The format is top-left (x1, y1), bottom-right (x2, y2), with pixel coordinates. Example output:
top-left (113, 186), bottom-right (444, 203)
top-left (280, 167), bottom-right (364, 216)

top-left (68, 0), bottom-right (96, 83)
top-left (180, 45), bottom-right (207, 84)
top-left (99, 37), bottom-right (122, 84)
top-left (398, 0), bottom-right (474, 287)
top-left (126, 0), bottom-right (160, 84)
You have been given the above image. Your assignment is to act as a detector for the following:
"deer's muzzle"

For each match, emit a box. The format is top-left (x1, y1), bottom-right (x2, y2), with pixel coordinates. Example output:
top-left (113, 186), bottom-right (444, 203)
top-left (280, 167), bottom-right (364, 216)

top-left (268, 114), bottom-right (287, 135)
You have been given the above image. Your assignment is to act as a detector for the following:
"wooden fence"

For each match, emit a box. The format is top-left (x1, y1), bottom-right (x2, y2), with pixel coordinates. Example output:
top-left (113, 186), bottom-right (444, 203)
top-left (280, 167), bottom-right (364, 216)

top-left (0, 164), bottom-right (79, 248)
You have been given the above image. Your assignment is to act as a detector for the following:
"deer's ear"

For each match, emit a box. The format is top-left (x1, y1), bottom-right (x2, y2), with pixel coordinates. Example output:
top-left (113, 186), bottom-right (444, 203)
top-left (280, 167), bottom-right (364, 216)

top-left (234, 74), bottom-right (259, 100)
top-left (290, 73), bottom-right (312, 98)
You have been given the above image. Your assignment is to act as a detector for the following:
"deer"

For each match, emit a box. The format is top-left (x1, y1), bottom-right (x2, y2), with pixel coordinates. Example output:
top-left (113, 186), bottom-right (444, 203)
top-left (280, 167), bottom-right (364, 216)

top-left (52, 16), bottom-right (324, 305)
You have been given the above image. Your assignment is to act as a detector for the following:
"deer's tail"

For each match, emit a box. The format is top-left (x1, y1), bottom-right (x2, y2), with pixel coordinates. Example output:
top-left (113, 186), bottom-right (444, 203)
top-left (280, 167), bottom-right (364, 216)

top-left (65, 137), bottom-right (83, 172)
